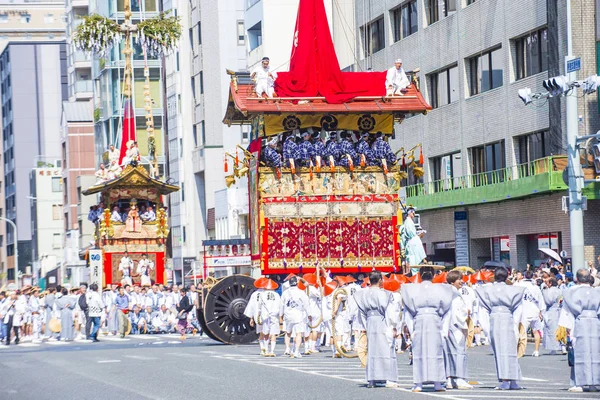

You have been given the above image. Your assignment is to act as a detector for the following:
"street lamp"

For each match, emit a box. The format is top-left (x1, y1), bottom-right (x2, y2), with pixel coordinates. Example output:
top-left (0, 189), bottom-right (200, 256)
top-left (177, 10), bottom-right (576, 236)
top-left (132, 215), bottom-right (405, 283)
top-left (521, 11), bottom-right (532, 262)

top-left (0, 216), bottom-right (18, 290)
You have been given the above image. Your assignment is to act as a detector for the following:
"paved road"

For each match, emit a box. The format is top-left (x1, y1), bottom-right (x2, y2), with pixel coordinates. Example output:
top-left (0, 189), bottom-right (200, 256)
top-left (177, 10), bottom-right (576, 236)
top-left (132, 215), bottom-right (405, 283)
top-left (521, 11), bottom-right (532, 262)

top-left (0, 335), bottom-right (597, 400)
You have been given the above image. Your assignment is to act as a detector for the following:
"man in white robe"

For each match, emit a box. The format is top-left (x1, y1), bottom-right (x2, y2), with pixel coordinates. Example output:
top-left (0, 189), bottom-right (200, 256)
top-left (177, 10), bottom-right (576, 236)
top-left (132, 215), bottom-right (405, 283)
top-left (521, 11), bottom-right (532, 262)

top-left (280, 276), bottom-right (309, 358)
top-left (251, 57), bottom-right (277, 98)
top-left (386, 59), bottom-right (410, 96)
top-left (444, 270), bottom-right (473, 390)
top-left (108, 144), bottom-right (119, 165)
top-left (257, 283), bottom-right (281, 357)
top-left (401, 206), bottom-right (427, 275)
top-left (244, 284), bottom-right (265, 355)
top-left (514, 269), bottom-right (545, 357)
top-left (119, 252), bottom-right (134, 286)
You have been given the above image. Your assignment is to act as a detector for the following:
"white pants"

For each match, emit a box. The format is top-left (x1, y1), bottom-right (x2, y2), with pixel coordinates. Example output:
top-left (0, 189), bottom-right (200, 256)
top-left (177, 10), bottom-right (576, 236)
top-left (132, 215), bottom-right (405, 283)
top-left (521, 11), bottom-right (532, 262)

top-left (260, 316), bottom-right (280, 335)
top-left (285, 321), bottom-right (305, 336)
top-left (386, 84), bottom-right (406, 96)
top-left (256, 81), bottom-right (275, 97)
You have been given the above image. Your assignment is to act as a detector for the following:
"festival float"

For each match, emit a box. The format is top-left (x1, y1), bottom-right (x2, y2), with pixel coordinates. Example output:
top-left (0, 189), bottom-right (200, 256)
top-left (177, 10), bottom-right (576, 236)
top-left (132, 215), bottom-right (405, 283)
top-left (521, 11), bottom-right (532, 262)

top-left (76, 1), bottom-right (181, 286)
top-left (197, 0), bottom-right (432, 344)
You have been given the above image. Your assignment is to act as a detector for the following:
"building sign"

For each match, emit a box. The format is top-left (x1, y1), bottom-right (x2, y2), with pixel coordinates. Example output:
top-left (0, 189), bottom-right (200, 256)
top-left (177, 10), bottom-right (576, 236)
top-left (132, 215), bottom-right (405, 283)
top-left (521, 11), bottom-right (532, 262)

top-left (500, 237), bottom-right (510, 252)
top-left (206, 256), bottom-right (251, 267)
top-left (538, 234), bottom-right (558, 250)
top-left (454, 211), bottom-right (469, 266)
top-left (89, 250), bottom-right (102, 290)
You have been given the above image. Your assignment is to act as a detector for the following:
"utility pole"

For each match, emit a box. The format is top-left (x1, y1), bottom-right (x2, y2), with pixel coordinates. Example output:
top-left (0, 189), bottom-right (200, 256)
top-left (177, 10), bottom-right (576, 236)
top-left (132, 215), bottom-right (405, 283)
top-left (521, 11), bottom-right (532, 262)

top-left (565, 0), bottom-right (585, 276)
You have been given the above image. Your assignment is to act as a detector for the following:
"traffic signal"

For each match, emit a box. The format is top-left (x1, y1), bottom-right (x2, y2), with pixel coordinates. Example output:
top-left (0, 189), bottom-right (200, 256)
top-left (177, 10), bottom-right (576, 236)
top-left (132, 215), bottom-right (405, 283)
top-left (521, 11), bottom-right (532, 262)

top-left (582, 75), bottom-right (600, 95)
top-left (542, 76), bottom-right (570, 97)
top-left (593, 143), bottom-right (600, 174)
top-left (518, 88), bottom-right (532, 105)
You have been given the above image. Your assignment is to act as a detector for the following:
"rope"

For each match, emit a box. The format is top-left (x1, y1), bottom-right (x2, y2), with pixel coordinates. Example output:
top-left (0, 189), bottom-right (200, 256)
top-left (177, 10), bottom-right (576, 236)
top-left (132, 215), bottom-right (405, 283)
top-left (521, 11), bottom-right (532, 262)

top-left (331, 287), bottom-right (358, 358)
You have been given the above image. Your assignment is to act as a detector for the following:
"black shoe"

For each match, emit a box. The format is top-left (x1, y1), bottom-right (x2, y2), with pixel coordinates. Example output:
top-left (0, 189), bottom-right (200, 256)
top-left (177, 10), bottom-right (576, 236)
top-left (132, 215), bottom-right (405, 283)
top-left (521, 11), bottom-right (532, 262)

top-left (14, 339), bottom-right (19, 345)
top-left (93, 338), bottom-right (100, 343)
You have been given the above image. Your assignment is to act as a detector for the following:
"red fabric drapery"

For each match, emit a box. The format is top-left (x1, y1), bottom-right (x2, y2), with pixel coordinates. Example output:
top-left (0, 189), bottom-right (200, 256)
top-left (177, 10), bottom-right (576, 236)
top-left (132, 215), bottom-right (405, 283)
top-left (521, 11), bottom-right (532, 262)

top-left (118, 99), bottom-right (136, 165)
top-left (275, 0), bottom-right (386, 104)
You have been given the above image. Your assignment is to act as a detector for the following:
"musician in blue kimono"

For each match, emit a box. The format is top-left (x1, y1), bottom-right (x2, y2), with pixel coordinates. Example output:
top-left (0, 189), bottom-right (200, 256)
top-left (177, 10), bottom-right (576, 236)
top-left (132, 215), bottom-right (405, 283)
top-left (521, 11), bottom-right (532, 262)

top-left (324, 132), bottom-right (341, 167)
top-left (355, 132), bottom-right (375, 166)
top-left (296, 131), bottom-right (316, 167)
top-left (283, 133), bottom-right (298, 168)
top-left (372, 132), bottom-right (397, 167)
top-left (338, 131), bottom-right (358, 167)
top-left (262, 136), bottom-right (282, 167)
top-left (312, 130), bottom-right (325, 169)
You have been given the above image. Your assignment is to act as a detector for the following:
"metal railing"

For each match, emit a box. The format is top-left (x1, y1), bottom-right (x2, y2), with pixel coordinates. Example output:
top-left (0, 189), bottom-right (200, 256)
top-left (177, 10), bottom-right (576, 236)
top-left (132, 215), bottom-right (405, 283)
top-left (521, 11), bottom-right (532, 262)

top-left (75, 80), bottom-right (93, 92)
top-left (406, 156), bottom-right (565, 198)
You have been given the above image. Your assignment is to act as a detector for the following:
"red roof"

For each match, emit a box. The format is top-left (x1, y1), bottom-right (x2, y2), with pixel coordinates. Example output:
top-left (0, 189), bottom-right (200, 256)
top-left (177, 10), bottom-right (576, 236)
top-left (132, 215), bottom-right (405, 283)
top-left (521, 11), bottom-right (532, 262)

top-left (225, 81), bottom-right (432, 119)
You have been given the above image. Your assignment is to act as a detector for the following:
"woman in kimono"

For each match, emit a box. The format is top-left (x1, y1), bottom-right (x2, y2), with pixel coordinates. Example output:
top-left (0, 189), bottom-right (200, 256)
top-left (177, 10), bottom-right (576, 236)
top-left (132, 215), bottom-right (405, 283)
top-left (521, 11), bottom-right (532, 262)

top-left (55, 288), bottom-right (76, 341)
top-left (475, 267), bottom-right (525, 390)
top-left (541, 277), bottom-right (562, 354)
top-left (558, 269), bottom-right (600, 392)
top-left (400, 207), bottom-right (427, 275)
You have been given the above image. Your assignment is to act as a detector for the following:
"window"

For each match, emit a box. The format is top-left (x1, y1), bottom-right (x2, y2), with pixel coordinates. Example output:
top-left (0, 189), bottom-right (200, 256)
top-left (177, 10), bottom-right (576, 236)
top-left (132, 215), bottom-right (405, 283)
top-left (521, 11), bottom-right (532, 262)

top-left (51, 177), bottom-right (62, 192)
top-left (468, 47), bottom-right (503, 96)
top-left (53, 233), bottom-right (61, 249)
top-left (467, 0), bottom-right (477, 4)
top-left (515, 28), bottom-right (548, 80)
top-left (392, 1), bottom-right (418, 42)
top-left (0, 14), bottom-right (8, 23)
top-left (181, 182), bottom-right (185, 202)
top-left (517, 131), bottom-right (551, 164)
top-left (20, 14), bottom-right (31, 24)
top-left (361, 17), bottom-right (385, 57)
top-left (189, 28), bottom-right (194, 51)
top-left (198, 22), bottom-right (202, 45)
top-left (241, 125), bottom-right (249, 143)
top-left (191, 76), bottom-right (196, 100)
top-left (199, 71), bottom-right (204, 94)
top-left (237, 21), bottom-right (245, 45)
top-left (427, 64), bottom-right (459, 108)
top-left (469, 141), bottom-right (505, 186)
top-left (430, 152), bottom-right (462, 191)
top-left (176, 52), bottom-right (180, 71)
top-left (201, 121), bottom-right (206, 145)
top-left (193, 125), bottom-right (198, 147)
top-left (44, 14), bottom-right (54, 24)
top-left (425, 0), bottom-right (455, 25)
top-left (52, 205), bottom-right (61, 220)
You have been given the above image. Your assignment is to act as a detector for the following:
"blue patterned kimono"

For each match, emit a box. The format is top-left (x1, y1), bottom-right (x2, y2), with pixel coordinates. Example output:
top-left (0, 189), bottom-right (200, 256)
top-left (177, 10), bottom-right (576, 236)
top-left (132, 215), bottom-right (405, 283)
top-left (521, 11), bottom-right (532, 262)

top-left (355, 139), bottom-right (375, 166)
top-left (372, 137), bottom-right (397, 166)
top-left (283, 138), bottom-right (298, 168)
top-left (338, 140), bottom-right (358, 167)
top-left (262, 146), bottom-right (282, 167)
top-left (296, 140), bottom-right (315, 167)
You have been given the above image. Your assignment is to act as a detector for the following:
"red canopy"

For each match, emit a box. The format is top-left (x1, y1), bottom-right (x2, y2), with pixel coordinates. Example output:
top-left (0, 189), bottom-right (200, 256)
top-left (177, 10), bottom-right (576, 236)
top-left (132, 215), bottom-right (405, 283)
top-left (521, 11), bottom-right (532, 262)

top-left (275, 0), bottom-right (386, 104)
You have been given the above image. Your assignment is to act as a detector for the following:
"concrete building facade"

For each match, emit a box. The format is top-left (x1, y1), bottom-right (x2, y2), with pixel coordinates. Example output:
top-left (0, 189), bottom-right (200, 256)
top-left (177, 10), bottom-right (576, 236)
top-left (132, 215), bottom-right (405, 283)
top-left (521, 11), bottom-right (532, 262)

top-left (0, 42), bottom-right (67, 286)
top-left (353, 0), bottom-right (600, 268)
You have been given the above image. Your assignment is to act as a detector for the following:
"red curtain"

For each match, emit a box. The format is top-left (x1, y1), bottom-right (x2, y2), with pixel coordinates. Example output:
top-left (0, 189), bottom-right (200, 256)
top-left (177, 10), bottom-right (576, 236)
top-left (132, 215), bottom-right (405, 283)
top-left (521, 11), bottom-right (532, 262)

top-left (118, 99), bottom-right (137, 164)
top-left (275, 0), bottom-right (386, 104)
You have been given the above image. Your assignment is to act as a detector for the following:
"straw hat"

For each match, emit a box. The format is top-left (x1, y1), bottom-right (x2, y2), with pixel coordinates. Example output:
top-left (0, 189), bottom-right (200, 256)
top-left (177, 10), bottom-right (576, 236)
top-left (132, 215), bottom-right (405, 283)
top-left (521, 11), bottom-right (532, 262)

top-left (254, 277), bottom-right (269, 289)
top-left (263, 278), bottom-right (279, 291)
top-left (382, 276), bottom-right (400, 292)
top-left (49, 318), bottom-right (61, 333)
top-left (323, 281), bottom-right (338, 297)
top-left (432, 271), bottom-right (448, 284)
top-left (408, 273), bottom-right (422, 283)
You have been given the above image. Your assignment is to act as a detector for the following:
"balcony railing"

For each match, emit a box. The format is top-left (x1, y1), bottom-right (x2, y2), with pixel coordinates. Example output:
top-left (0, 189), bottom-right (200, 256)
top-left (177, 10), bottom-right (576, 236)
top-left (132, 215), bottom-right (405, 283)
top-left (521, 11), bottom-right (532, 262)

top-left (405, 156), bottom-right (568, 210)
top-left (75, 80), bottom-right (93, 93)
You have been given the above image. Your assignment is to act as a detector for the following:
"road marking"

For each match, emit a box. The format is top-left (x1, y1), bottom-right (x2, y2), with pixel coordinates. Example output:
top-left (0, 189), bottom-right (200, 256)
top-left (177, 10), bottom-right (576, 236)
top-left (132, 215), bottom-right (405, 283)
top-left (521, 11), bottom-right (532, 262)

top-left (97, 360), bottom-right (121, 364)
top-left (127, 335), bottom-right (157, 340)
top-left (17, 343), bottom-right (40, 347)
top-left (152, 341), bottom-right (165, 345)
top-left (124, 355), bottom-right (158, 361)
top-left (521, 377), bottom-right (549, 382)
top-left (100, 337), bottom-right (131, 341)
top-left (167, 341), bottom-right (182, 344)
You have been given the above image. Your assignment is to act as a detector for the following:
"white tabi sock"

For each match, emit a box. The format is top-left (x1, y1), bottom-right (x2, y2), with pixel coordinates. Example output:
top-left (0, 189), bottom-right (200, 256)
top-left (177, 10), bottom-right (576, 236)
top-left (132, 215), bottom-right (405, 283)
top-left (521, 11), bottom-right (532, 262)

top-left (474, 334), bottom-right (481, 344)
top-left (270, 340), bottom-right (276, 353)
top-left (259, 340), bottom-right (266, 351)
top-left (304, 341), bottom-right (309, 353)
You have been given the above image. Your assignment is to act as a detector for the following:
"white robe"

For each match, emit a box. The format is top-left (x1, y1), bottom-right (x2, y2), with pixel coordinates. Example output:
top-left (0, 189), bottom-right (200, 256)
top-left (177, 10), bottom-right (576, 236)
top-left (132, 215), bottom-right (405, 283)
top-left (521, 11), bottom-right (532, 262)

top-left (252, 65), bottom-right (277, 97)
top-left (385, 66), bottom-right (410, 95)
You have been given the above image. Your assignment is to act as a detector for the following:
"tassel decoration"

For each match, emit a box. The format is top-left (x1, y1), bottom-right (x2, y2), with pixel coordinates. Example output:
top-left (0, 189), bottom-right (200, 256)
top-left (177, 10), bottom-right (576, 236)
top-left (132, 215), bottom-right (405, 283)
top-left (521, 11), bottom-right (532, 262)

top-left (401, 155), bottom-right (407, 170)
top-left (224, 155), bottom-right (228, 173)
top-left (419, 146), bottom-right (424, 165)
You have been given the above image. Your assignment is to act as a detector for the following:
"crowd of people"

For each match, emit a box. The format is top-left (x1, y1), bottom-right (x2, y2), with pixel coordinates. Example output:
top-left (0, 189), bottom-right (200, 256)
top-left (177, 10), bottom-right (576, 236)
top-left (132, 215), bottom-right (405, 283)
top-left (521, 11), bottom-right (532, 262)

top-left (87, 201), bottom-right (159, 225)
top-left (261, 129), bottom-right (397, 171)
top-left (95, 141), bottom-right (141, 184)
top-left (0, 282), bottom-right (203, 345)
top-left (244, 261), bottom-right (600, 393)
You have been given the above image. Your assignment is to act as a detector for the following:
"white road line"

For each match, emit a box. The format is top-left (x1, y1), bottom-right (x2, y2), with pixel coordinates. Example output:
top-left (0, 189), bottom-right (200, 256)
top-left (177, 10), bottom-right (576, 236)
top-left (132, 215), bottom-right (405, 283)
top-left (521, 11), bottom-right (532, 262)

top-left (100, 337), bottom-right (130, 342)
top-left (45, 341), bottom-right (69, 345)
top-left (17, 343), bottom-right (40, 347)
top-left (127, 335), bottom-right (157, 340)
top-left (152, 341), bottom-right (166, 345)
top-left (124, 355), bottom-right (158, 361)
top-left (521, 377), bottom-right (549, 382)
top-left (97, 360), bottom-right (121, 364)
top-left (167, 341), bottom-right (182, 344)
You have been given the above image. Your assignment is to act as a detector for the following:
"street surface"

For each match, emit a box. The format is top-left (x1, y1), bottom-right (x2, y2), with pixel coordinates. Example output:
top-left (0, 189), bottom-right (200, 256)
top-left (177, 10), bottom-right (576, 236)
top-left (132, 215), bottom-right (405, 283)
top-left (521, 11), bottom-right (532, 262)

top-left (0, 335), bottom-right (597, 400)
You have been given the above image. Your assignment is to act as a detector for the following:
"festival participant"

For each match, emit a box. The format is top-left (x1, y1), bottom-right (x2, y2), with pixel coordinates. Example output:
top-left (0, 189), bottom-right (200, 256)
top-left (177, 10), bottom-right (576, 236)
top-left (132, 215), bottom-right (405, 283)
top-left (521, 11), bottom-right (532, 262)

top-left (371, 132), bottom-right (397, 169)
top-left (306, 281), bottom-right (322, 354)
top-left (324, 131), bottom-right (341, 169)
top-left (541, 278), bottom-right (562, 354)
top-left (244, 279), bottom-right (266, 355)
top-left (251, 57), bottom-right (277, 98)
top-left (345, 276), bottom-right (361, 351)
top-left (95, 163), bottom-right (107, 182)
top-left (402, 266), bottom-right (455, 392)
top-left (129, 305), bottom-right (146, 334)
top-left (176, 287), bottom-right (194, 340)
top-left (355, 132), bottom-right (374, 166)
top-left (385, 59), bottom-right (410, 96)
top-left (86, 283), bottom-right (104, 342)
top-left (142, 206), bottom-right (156, 222)
top-left (111, 206), bottom-right (122, 222)
top-left (312, 130), bottom-right (325, 170)
top-left (338, 131), bottom-right (358, 168)
top-left (558, 269), bottom-right (600, 392)
top-left (108, 144), bottom-right (119, 165)
top-left (137, 254), bottom-right (153, 287)
top-left (262, 137), bottom-right (282, 168)
top-left (29, 288), bottom-right (42, 343)
top-left (444, 270), bottom-right (473, 390)
top-left (112, 286), bottom-right (130, 339)
top-left (296, 131), bottom-right (315, 168)
top-left (475, 267), bottom-right (525, 390)
top-left (400, 206), bottom-right (427, 274)
top-left (257, 279), bottom-right (281, 357)
top-left (119, 251), bottom-right (134, 286)
top-left (354, 271), bottom-right (397, 389)
top-left (280, 276), bottom-right (310, 358)
top-left (515, 270), bottom-right (546, 357)
top-left (283, 133), bottom-right (298, 170)
top-left (55, 288), bottom-right (76, 341)
top-left (107, 160), bottom-right (122, 179)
